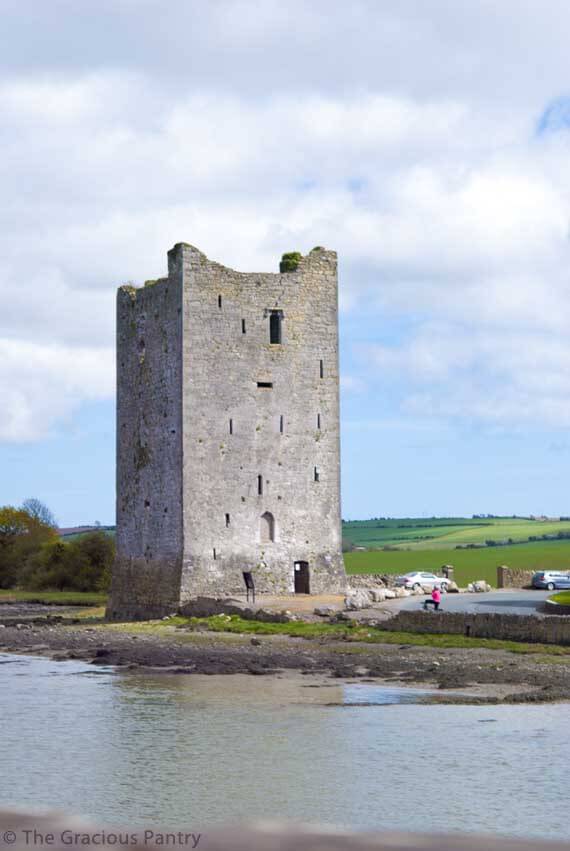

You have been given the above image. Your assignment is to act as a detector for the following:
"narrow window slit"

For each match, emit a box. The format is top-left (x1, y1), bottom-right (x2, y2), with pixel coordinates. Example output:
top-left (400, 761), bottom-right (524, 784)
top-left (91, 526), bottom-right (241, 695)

top-left (280, 415), bottom-right (284, 434)
top-left (319, 359), bottom-right (324, 379)
top-left (314, 466), bottom-right (320, 482)
top-left (218, 295), bottom-right (222, 308)
top-left (257, 475), bottom-right (263, 495)
top-left (229, 418), bottom-right (233, 434)
top-left (317, 413), bottom-right (321, 429)
top-left (257, 381), bottom-right (273, 388)
top-left (269, 311), bottom-right (282, 344)
top-left (242, 319), bottom-right (246, 334)
top-left (225, 513), bottom-right (230, 527)
top-left (213, 548), bottom-right (217, 560)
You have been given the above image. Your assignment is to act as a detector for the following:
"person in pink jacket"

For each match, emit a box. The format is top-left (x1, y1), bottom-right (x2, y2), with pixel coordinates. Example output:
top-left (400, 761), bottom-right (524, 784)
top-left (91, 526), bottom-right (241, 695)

top-left (423, 586), bottom-right (442, 611)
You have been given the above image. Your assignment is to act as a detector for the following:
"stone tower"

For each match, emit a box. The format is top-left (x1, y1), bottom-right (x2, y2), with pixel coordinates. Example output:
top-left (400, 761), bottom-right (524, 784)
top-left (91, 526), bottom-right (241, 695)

top-left (108, 243), bottom-right (346, 620)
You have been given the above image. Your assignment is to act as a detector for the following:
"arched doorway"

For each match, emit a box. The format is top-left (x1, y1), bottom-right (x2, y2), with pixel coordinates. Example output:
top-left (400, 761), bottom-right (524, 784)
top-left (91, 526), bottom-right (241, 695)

top-left (260, 512), bottom-right (275, 542)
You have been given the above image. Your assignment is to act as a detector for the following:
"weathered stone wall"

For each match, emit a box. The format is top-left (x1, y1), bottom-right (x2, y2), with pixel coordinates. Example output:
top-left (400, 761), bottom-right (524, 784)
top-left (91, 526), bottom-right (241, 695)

top-left (348, 573), bottom-right (396, 588)
top-left (177, 243), bottom-right (345, 598)
top-left (108, 276), bottom-right (184, 620)
top-left (110, 244), bottom-right (346, 619)
top-left (496, 566), bottom-right (534, 589)
top-left (380, 610), bottom-right (570, 645)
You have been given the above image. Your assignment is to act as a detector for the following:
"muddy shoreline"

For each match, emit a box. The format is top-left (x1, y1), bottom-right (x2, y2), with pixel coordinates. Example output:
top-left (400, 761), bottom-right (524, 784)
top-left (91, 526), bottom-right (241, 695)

top-left (2, 610), bottom-right (570, 704)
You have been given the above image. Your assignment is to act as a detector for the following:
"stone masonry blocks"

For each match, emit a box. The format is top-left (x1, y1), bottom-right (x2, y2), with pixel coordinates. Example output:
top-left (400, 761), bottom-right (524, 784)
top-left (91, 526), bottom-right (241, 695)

top-left (108, 244), bottom-right (347, 620)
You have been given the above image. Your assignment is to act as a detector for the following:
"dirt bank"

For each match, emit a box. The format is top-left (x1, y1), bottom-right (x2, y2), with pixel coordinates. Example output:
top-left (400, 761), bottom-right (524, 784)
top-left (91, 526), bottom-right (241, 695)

top-left (1, 610), bottom-right (570, 704)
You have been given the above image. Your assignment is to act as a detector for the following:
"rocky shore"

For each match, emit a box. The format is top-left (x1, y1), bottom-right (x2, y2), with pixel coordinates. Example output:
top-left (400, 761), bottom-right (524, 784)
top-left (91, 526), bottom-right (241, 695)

top-left (1, 604), bottom-right (570, 703)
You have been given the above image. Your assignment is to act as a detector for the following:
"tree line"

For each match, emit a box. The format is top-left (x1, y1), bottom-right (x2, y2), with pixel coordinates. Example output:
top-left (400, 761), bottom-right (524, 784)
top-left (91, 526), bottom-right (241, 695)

top-left (0, 499), bottom-right (113, 592)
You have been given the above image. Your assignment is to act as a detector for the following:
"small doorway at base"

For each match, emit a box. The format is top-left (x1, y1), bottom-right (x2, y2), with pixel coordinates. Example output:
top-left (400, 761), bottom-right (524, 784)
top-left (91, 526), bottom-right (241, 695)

top-left (294, 561), bottom-right (310, 594)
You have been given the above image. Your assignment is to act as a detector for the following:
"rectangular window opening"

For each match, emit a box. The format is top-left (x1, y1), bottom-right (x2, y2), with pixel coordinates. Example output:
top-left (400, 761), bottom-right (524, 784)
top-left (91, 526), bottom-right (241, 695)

top-left (229, 418), bottom-right (233, 434)
top-left (257, 475), bottom-right (263, 495)
top-left (213, 548), bottom-right (217, 560)
top-left (269, 311), bottom-right (282, 344)
top-left (225, 513), bottom-right (230, 527)
top-left (218, 295), bottom-right (222, 309)
top-left (319, 359), bottom-right (324, 379)
top-left (241, 318), bottom-right (246, 334)
top-left (257, 381), bottom-right (273, 388)
top-left (314, 466), bottom-right (320, 482)
top-left (317, 413), bottom-right (321, 429)
top-left (279, 415), bottom-right (284, 434)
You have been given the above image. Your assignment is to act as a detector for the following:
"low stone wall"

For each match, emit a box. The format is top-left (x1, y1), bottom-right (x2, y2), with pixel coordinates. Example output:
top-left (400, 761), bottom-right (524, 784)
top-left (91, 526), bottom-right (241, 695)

top-left (348, 573), bottom-right (396, 588)
top-left (381, 610), bottom-right (570, 645)
top-left (544, 599), bottom-right (570, 616)
top-left (496, 566), bottom-right (534, 589)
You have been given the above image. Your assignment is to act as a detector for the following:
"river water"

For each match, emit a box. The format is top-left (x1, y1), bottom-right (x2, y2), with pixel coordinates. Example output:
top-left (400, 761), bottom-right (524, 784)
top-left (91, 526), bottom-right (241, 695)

top-left (0, 653), bottom-right (568, 840)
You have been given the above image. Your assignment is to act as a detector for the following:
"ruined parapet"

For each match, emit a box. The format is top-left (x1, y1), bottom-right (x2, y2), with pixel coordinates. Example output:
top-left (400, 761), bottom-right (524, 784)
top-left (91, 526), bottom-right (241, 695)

top-left (108, 244), bottom-right (347, 620)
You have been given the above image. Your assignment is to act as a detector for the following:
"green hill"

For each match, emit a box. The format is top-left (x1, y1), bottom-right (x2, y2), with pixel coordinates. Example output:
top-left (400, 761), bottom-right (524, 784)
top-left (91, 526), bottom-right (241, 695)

top-left (342, 516), bottom-right (570, 550)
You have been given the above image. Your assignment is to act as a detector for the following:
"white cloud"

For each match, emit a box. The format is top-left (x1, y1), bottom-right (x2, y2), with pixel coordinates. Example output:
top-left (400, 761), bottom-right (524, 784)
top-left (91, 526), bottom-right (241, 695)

top-left (0, 340), bottom-right (114, 441)
top-left (2, 2), bottom-right (570, 439)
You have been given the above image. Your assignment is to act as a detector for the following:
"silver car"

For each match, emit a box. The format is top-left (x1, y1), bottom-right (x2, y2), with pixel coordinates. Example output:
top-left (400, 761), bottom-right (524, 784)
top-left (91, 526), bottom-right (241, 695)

top-left (395, 571), bottom-right (449, 591)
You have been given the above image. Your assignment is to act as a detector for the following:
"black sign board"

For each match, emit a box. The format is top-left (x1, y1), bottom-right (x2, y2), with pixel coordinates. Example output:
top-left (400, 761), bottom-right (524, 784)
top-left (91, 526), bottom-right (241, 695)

top-left (243, 571), bottom-right (256, 604)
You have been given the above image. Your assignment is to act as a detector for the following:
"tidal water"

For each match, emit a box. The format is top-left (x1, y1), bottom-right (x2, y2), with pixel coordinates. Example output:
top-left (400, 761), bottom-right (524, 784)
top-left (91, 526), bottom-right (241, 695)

top-left (0, 653), bottom-right (568, 840)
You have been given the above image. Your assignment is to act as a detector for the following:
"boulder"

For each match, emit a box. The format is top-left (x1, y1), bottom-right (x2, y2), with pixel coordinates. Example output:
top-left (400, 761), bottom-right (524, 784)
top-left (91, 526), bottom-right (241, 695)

top-left (467, 580), bottom-right (492, 593)
top-left (370, 589), bottom-right (386, 603)
top-left (314, 606), bottom-right (335, 617)
top-left (383, 588), bottom-right (396, 599)
top-left (344, 590), bottom-right (373, 610)
top-left (446, 581), bottom-right (459, 593)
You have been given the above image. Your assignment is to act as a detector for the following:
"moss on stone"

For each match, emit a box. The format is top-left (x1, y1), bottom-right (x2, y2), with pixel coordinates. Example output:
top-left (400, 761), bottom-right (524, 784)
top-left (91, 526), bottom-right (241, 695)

top-left (134, 441), bottom-right (151, 471)
top-left (280, 252), bottom-right (302, 273)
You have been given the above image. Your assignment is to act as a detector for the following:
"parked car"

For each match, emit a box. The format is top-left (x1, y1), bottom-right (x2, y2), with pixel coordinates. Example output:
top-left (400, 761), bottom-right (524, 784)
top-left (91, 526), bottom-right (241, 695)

top-left (531, 571), bottom-right (570, 590)
top-left (395, 571), bottom-right (450, 591)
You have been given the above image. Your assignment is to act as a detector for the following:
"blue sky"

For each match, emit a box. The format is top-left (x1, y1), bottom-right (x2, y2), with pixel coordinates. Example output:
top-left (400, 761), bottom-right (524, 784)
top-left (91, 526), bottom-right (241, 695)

top-left (2, 0), bottom-right (570, 525)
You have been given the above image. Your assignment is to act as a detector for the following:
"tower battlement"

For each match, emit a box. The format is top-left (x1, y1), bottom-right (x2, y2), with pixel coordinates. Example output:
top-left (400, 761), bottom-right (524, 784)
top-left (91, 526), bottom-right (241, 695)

top-left (108, 244), bottom-right (346, 621)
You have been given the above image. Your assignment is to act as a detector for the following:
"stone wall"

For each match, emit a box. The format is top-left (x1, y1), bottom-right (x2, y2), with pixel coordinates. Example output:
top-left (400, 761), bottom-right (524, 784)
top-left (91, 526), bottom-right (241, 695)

top-left (348, 573), bottom-right (396, 588)
top-left (380, 610), bottom-right (570, 645)
top-left (109, 276), bottom-right (184, 620)
top-left (496, 566), bottom-right (534, 588)
top-left (110, 244), bottom-right (346, 620)
top-left (178, 243), bottom-right (345, 599)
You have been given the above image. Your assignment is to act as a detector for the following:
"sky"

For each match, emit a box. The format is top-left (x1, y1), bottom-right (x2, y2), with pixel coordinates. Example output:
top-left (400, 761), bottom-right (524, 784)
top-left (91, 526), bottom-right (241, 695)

top-left (2, 0), bottom-right (570, 524)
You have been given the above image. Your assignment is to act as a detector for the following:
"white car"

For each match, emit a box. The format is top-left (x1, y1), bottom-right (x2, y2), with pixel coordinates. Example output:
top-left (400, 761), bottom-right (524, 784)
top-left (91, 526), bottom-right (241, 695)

top-left (394, 571), bottom-right (449, 591)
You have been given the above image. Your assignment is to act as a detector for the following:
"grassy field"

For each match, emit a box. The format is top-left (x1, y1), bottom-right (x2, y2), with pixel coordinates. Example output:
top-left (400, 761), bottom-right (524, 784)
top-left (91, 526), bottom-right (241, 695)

top-left (342, 517), bottom-right (570, 550)
top-left (0, 590), bottom-right (107, 606)
top-left (344, 539), bottom-right (570, 587)
top-left (549, 591), bottom-right (570, 605)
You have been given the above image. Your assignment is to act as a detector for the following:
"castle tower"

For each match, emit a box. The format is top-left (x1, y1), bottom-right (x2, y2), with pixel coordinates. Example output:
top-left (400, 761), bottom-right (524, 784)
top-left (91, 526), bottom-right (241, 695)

top-left (108, 243), bottom-right (346, 620)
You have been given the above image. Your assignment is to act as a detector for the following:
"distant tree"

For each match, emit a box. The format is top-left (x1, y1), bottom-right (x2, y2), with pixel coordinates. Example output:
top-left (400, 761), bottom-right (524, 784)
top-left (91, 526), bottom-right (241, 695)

top-left (22, 498), bottom-right (57, 529)
top-left (0, 506), bottom-right (57, 588)
top-left (341, 537), bottom-right (355, 553)
top-left (23, 531), bottom-right (114, 592)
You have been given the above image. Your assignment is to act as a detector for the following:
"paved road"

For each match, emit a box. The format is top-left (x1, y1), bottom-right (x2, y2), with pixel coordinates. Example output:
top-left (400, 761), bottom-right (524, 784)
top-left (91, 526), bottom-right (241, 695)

top-left (397, 589), bottom-right (552, 616)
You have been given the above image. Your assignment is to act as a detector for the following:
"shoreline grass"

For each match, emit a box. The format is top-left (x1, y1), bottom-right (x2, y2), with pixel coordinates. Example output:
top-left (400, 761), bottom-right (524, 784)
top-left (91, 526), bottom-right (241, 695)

top-left (0, 590), bottom-right (108, 606)
top-left (113, 613), bottom-right (570, 657)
